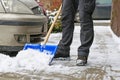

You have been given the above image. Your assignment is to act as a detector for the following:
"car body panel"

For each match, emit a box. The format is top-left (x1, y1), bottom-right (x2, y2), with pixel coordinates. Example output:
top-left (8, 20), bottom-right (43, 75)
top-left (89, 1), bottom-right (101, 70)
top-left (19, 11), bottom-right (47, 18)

top-left (0, 13), bottom-right (46, 22)
top-left (19, 0), bottom-right (38, 9)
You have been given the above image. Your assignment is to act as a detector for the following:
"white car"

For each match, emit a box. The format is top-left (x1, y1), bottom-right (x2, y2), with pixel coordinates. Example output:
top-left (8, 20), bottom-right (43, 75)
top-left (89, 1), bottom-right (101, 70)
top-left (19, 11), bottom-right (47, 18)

top-left (0, 0), bottom-right (48, 56)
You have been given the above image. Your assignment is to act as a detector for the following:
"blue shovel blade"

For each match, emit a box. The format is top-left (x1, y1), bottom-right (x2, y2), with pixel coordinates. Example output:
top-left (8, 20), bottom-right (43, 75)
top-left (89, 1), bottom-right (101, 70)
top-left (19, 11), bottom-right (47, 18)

top-left (23, 43), bottom-right (58, 64)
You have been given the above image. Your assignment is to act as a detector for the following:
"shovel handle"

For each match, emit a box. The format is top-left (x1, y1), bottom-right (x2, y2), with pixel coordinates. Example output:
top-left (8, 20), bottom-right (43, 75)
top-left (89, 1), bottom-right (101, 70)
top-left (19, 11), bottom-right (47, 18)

top-left (43, 5), bottom-right (62, 45)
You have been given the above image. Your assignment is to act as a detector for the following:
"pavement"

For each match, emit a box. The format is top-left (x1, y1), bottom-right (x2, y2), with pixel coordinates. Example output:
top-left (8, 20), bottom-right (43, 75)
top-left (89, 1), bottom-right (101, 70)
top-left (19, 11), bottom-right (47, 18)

top-left (47, 21), bottom-right (120, 80)
top-left (0, 20), bottom-right (120, 80)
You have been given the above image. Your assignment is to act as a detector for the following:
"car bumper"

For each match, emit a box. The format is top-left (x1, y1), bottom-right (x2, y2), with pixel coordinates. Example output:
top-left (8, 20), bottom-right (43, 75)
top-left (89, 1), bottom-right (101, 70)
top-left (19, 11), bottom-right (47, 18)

top-left (0, 13), bottom-right (48, 47)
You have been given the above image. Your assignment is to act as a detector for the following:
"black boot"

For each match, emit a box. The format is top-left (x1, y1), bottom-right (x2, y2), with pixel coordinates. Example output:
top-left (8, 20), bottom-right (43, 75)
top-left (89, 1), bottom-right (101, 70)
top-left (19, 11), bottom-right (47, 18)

top-left (76, 56), bottom-right (87, 66)
top-left (54, 52), bottom-right (70, 58)
top-left (53, 51), bottom-right (70, 60)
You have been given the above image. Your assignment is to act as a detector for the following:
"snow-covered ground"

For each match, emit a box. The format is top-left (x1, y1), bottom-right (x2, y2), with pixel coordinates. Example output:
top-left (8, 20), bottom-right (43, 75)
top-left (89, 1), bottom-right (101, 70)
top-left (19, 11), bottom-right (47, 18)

top-left (0, 24), bottom-right (120, 80)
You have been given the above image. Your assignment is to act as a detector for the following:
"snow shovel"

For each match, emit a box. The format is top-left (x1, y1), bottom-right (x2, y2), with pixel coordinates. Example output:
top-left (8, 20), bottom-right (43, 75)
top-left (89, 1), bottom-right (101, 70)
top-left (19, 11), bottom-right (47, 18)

top-left (23, 5), bottom-right (62, 64)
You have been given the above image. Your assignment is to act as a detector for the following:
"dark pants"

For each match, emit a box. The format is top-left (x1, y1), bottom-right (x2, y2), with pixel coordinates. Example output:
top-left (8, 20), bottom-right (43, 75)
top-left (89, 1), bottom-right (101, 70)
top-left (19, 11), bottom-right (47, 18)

top-left (57, 0), bottom-right (96, 58)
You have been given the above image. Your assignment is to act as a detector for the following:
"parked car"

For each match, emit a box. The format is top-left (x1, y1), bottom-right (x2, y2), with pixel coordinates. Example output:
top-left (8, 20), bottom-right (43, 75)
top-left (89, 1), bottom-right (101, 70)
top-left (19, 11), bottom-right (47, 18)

top-left (93, 0), bottom-right (112, 20)
top-left (0, 0), bottom-right (48, 56)
top-left (74, 0), bottom-right (112, 22)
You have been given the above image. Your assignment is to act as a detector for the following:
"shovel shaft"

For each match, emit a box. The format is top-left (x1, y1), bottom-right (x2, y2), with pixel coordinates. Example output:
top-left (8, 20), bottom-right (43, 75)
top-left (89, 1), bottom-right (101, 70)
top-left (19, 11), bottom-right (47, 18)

top-left (43, 5), bottom-right (62, 45)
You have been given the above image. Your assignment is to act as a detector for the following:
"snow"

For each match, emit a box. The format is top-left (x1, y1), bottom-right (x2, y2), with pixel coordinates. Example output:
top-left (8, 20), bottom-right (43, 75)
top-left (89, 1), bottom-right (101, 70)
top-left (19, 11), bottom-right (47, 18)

top-left (110, 28), bottom-right (120, 49)
top-left (0, 49), bottom-right (54, 72)
top-left (0, 24), bottom-right (120, 79)
top-left (93, 20), bottom-right (111, 23)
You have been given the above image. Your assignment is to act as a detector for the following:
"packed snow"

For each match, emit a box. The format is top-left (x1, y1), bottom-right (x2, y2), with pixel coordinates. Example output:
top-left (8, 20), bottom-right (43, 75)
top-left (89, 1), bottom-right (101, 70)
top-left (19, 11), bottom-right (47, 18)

top-left (0, 25), bottom-right (120, 80)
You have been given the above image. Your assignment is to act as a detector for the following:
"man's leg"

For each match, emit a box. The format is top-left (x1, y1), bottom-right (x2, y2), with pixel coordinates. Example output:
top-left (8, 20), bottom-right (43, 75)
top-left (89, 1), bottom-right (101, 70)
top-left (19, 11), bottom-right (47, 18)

top-left (77, 0), bottom-right (96, 65)
top-left (54, 0), bottom-right (78, 58)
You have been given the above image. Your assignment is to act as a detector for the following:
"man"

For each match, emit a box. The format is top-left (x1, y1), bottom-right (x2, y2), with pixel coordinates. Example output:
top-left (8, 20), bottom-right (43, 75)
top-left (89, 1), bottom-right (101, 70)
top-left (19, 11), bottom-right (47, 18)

top-left (54, 0), bottom-right (96, 66)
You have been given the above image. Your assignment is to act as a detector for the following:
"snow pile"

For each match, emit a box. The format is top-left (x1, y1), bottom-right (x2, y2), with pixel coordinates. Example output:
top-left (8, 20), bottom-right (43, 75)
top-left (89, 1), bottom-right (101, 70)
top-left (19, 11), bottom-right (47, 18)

top-left (0, 49), bottom-right (53, 72)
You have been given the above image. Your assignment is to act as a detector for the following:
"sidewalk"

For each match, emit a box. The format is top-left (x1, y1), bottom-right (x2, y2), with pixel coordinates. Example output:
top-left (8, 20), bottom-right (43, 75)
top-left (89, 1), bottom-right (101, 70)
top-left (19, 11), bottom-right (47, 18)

top-left (0, 24), bottom-right (119, 80)
top-left (48, 25), bottom-right (120, 80)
